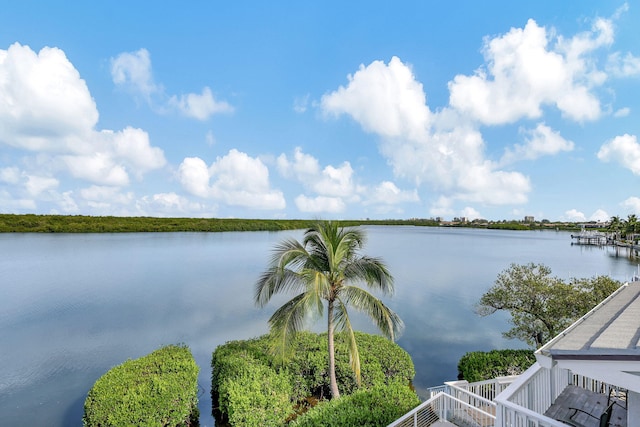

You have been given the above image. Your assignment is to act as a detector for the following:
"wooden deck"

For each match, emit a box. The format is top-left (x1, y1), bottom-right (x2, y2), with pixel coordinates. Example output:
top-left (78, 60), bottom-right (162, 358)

top-left (544, 385), bottom-right (626, 427)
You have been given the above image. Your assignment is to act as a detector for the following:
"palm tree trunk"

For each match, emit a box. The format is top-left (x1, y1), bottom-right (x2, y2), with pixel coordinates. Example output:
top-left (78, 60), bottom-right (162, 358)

top-left (327, 299), bottom-right (340, 399)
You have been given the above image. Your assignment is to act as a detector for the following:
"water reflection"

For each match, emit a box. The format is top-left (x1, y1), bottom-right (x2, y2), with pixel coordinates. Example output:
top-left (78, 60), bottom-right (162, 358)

top-left (0, 227), bottom-right (636, 426)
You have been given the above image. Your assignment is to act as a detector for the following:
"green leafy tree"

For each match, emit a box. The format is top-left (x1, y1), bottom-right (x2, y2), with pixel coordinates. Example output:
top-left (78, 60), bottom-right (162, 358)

top-left (255, 221), bottom-right (403, 399)
top-left (477, 263), bottom-right (621, 347)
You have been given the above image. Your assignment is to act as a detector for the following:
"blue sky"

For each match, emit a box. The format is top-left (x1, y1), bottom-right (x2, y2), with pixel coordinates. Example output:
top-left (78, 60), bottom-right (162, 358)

top-left (1, 1), bottom-right (639, 221)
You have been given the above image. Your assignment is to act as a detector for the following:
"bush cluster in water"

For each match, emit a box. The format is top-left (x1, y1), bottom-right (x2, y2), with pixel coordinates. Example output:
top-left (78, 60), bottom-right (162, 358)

top-left (211, 331), bottom-right (419, 426)
top-left (457, 349), bottom-right (536, 383)
top-left (83, 345), bottom-right (199, 427)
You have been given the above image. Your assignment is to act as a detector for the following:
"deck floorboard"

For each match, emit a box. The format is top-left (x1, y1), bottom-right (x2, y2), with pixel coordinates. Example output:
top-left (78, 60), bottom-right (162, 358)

top-left (543, 385), bottom-right (626, 427)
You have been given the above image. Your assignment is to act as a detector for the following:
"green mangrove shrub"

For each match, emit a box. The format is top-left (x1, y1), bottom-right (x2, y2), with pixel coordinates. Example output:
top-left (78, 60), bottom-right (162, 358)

top-left (457, 349), bottom-right (535, 383)
top-left (211, 332), bottom-right (417, 426)
top-left (290, 382), bottom-right (420, 427)
top-left (211, 342), bottom-right (293, 427)
top-left (83, 344), bottom-right (199, 427)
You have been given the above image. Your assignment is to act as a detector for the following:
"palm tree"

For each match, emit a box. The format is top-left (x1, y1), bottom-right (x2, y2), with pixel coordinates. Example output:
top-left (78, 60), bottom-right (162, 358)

top-left (608, 215), bottom-right (622, 241)
top-left (255, 221), bottom-right (403, 399)
top-left (625, 214), bottom-right (638, 241)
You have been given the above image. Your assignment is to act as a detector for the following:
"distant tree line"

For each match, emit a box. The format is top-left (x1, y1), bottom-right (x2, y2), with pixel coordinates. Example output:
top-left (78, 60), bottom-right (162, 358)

top-left (0, 213), bottom-right (586, 233)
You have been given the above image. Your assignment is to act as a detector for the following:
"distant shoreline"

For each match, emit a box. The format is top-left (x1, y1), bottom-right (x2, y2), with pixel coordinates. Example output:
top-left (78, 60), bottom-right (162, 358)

top-left (0, 214), bottom-right (583, 233)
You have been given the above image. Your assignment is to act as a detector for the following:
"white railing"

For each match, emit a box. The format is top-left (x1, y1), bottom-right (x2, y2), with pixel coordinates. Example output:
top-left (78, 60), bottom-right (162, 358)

top-left (492, 362), bottom-right (570, 427)
top-left (427, 385), bottom-right (447, 399)
top-left (446, 381), bottom-right (497, 416)
top-left (387, 393), bottom-right (441, 427)
top-left (390, 362), bottom-right (621, 427)
top-left (493, 361), bottom-right (619, 427)
top-left (388, 391), bottom-right (496, 427)
top-left (445, 376), bottom-right (518, 401)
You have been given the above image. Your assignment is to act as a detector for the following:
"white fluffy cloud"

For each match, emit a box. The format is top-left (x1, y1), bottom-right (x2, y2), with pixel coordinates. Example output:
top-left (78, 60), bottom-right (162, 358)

top-left (0, 43), bottom-right (97, 151)
top-left (322, 56), bottom-right (430, 140)
top-left (62, 153), bottom-right (130, 186)
top-left (110, 48), bottom-right (158, 97)
top-left (137, 192), bottom-right (207, 217)
top-left (0, 44), bottom-right (166, 190)
top-left (0, 167), bottom-right (20, 184)
top-left (295, 195), bottom-right (345, 213)
top-left (278, 147), bottom-right (420, 213)
top-left (366, 181), bottom-right (419, 205)
top-left (277, 147), bottom-right (358, 212)
top-left (429, 196), bottom-right (455, 218)
top-left (590, 209), bottom-right (610, 222)
top-left (621, 197), bottom-right (640, 214)
top-left (60, 126), bottom-right (167, 186)
top-left (319, 10), bottom-right (631, 216)
top-left (277, 147), bottom-right (320, 180)
top-left (563, 209), bottom-right (608, 223)
top-left (312, 163), bottom-right (356, 198)
top-left (321, 56), bottom-right (531, 208)
top-left (168, 87), bottom-right (233, 120)
top-left (25, 175), bottom-right (59, 197)
top-left (564, 209), bottom-right (587, 222)
top-left (501, 123), bottom-right (574, 164)
top-left (449, 18), bottom-right (611, 124)
top-left (79, 185), bottom-right (134, 206)
top-left (178, 149), bottom-right (285, 210)
top-left (178, 157), bottom-right (211, 198)
top-left (613, 107), bottom-right (630, 118)
top-left (461, 207), bottom-right (481, 220)
top-left (597, 134), bottom-right (640, 175)
top-left (0, 190), bottom-right (36, 211)
top-left (111, 49), bottom-right (232, 121)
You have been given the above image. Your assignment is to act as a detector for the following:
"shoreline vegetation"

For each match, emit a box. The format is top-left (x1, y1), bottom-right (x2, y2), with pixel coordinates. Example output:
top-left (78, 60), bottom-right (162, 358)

top-left (0, 213), bottom-right (585, 233)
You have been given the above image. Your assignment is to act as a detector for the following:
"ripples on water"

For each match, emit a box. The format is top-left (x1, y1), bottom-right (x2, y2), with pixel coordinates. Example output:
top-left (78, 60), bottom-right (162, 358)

top-left (0, 227), bottom-right (636, 426)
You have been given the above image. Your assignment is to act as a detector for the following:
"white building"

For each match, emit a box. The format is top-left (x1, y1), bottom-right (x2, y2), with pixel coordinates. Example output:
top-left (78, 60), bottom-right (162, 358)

top-left (390, 281), bottom-right (639, 427)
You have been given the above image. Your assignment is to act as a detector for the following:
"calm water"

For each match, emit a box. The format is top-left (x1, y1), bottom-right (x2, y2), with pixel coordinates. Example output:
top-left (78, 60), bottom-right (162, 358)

top-left (0, 226), bottom-right (637, 426)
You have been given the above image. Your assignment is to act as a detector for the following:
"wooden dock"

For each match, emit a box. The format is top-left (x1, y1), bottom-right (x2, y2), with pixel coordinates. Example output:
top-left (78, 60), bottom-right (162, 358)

top-left (571, 232), bottom-right (609, 246)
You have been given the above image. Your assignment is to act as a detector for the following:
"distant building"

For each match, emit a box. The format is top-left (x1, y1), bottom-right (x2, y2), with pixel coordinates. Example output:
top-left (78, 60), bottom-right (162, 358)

top-left (524, 216), bottom-right (535, 223)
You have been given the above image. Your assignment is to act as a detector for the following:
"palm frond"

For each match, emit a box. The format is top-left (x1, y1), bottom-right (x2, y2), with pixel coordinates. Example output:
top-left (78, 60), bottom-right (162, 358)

top-left (298, 268), bottom-right (332, 303)
top-left (255, 240), bottom-right (311, 307)
top-left (255, 267), bottom-right (308, 307)
top-left (268, 292), bottom-right (312, 361)
top-left (339, 285), bottom-right (404, 341)
top-left (270, 238), bottom-right (308, 269)
top-left (344, 256), bottom-right (394, 294)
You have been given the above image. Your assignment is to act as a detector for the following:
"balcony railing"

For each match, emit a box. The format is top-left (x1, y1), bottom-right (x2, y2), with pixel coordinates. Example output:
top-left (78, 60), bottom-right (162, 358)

top-left (389, 361), bottom-right (621, 427)
top-left (444, 375), bottom-right (519, 401)
top-left (493, 361), bottom-right (619, 427)
top-left (387, 391), bottom-right (496, 427)
top-left (390, 375), bottom-right (518, 426)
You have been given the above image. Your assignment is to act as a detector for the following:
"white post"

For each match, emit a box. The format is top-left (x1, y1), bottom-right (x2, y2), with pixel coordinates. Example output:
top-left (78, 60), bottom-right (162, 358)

top-left (495, 404), bottom-right (503, 427)
top-left (628, 391), bottom-right (640, 427)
